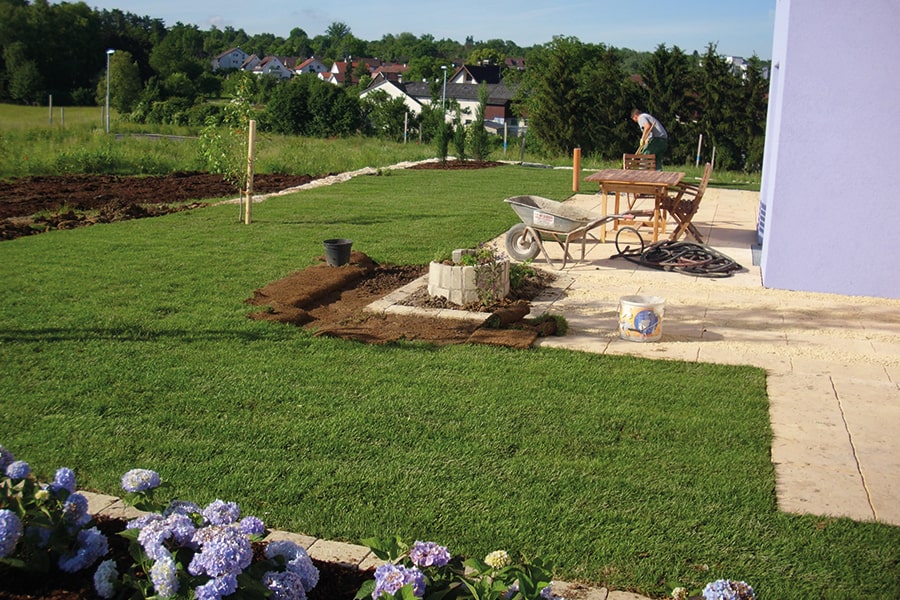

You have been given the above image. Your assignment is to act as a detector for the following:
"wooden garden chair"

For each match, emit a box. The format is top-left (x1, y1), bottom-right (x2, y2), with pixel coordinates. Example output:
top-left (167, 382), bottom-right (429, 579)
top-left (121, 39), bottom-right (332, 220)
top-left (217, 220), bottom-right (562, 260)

top-left (661, 162), bottom-right (712, 243)
top-left (622, 153), bottom-right (656, 209)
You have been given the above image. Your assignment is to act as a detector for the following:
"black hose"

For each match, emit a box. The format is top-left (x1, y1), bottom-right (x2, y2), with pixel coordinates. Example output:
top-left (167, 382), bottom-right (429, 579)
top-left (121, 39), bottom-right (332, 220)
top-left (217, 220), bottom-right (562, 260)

top-left (612, 230), bottom-right (743, 278)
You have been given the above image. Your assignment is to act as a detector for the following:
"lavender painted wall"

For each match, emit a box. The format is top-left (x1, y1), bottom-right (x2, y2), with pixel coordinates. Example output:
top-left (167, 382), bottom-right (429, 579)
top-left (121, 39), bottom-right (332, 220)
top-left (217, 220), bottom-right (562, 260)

top-left (759, 0), bottom-right (900, 299)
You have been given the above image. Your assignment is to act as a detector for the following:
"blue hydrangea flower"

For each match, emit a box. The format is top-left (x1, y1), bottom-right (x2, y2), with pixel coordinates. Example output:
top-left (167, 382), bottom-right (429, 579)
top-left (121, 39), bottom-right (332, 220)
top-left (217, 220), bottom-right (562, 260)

top-left (150, 551), bottom-right (180, 598)
top-left (51, 467), bottom-right (77, 495)
top-left (137, 513), bottom-right (198, 560)
top-left (702, 579), bottom-right (755, 600)
top-left (266, 540), bottom-right (319, 591)
top-left (121, 469), bottom-right (161, 493)
top-left (372, 564), bottom-right (425, 599)
top-left (93, 559), bottom-right (119, 599)
top-left (263, 570), bottom-right (308, 600)
top-left (238, 515), bottom-right (265, 536)
top-left (410, 540), bottom-right (451, 568)
top-left (63, 493), bottom-right (92, 528)
top-left (127, 513), bottom-right (163, 530)
top-left (201, 499), bottom-right (241, 526)
top-left (194, 573), bottom-right (238, 600)
top-left (58, 527), bottom-right (109, 573)
top-left (0, 445), bottom-right (14, 471)
top-left (0, 509), bottom-right (23, 558)
top-left (188, 525), bottom-right (252, 578)
top-left (6, 460), bottom-right (30, 479)
top-left (163, 499), bottom-right (202, 517)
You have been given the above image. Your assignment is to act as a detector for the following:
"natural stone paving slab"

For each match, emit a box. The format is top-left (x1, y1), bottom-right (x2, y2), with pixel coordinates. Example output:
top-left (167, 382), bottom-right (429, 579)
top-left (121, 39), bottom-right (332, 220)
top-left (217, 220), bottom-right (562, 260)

top-left (82, 491), bottom-right (146, 520)
top-left (306, 538), bottom-right (373, 566)
top-left (830, 377), bottom-right (900, 523)
top-left (264, 528), bottom-right (318, 550)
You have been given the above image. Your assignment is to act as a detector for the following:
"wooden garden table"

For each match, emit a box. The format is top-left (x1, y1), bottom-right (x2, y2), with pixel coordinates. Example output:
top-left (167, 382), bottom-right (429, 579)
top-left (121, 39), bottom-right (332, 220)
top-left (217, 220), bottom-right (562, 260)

top-left (584, 169), bottom-right (685, 242)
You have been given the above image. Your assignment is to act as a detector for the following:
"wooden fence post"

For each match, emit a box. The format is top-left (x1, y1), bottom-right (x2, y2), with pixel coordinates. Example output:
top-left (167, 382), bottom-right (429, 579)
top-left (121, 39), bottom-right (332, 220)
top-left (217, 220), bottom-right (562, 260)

top-left (572, 147), bottom-right (581, 193)
top-left (244, 119), bottom-right (256, 225)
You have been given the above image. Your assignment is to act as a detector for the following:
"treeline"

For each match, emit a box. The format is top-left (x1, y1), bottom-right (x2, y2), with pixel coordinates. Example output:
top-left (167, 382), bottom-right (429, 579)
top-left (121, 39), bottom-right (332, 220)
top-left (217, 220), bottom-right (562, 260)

top-left (523, 37), bottom-right (770, 170)
top-left (0, 0), bottom-right (769, 170)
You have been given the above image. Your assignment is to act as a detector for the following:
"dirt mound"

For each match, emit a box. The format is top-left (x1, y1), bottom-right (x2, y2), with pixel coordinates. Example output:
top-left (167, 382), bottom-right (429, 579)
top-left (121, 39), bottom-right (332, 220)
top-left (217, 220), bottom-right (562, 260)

top-left (408, 160), bottom-right (505, 170)
top-left (245, 252), bottom-right (557, 348)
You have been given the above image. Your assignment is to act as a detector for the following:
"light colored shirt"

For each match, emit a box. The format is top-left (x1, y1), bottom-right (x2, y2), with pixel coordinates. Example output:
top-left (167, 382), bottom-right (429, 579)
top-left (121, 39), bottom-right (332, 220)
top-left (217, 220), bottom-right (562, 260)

top-left (637, 113), bottom-right (667, 140)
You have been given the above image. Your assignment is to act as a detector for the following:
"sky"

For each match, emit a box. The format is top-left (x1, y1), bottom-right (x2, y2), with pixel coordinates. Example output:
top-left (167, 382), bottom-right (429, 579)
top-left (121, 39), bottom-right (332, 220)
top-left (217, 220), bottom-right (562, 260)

top-left (86, 0), bottom-right (777, 59)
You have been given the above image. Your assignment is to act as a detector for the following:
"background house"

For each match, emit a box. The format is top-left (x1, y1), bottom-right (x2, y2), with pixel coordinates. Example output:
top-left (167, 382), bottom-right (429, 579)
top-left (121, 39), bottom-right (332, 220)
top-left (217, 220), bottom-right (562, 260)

top-left (758, 0), bottom-right (900, 298)
top-left (211, 47), bottom-right (249, 71)
top-left (251, 56), bottom-right (293, 79)
top-left (295, 57), bottom-right (328, 75)
top-left (449, 64), bottom-right (503, 85)
top-left (360, 76), bottom-right (520, 129)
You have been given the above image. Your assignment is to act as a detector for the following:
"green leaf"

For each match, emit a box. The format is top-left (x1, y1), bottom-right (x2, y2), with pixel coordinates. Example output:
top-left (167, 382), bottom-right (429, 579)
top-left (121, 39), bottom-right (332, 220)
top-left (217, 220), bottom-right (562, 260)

top-left (355, 579), bottom-right (376, 600)
top-left (360, 535), bottom-right (408, 561)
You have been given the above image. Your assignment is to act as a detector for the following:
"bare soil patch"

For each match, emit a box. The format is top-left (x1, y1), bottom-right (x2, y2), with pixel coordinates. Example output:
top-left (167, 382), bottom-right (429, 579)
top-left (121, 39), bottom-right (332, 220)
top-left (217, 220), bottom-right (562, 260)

top-left (0, 171), bottom-right (322, 241)
top-left (245, 251), bottom-right (557, 348)
top-left (408, 160), bottom-right (505, 170)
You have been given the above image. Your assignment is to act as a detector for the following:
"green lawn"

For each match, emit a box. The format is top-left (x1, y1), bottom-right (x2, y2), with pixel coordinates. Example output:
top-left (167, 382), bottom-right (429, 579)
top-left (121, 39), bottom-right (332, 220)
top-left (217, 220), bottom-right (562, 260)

top-left (0, 165), bottom-right (895, 599)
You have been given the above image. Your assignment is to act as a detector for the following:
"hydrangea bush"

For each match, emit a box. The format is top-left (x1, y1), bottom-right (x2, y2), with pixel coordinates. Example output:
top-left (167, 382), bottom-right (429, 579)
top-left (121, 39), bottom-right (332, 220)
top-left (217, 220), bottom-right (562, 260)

top-left (1, 445), bottom-right (319, 600)
top-left (356, 536), bottom-right (559, 600)
top-left (671, 578), bottom-right (755, 600)
top-left (1, 445), bottom-right (107, 574)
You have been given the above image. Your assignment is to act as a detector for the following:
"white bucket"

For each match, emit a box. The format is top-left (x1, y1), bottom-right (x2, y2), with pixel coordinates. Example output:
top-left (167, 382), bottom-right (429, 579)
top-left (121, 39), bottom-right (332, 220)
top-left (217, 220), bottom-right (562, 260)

top-left (618, 295), bottom-right (665, 342)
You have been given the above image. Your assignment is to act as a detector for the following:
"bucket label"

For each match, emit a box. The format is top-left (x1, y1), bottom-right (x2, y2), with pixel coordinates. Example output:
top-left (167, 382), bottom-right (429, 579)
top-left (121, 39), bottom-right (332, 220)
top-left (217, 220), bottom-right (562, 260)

top-left (631, 309), bottom-right (659, 335)
top-left (533, 211), bottom-right (555, 227)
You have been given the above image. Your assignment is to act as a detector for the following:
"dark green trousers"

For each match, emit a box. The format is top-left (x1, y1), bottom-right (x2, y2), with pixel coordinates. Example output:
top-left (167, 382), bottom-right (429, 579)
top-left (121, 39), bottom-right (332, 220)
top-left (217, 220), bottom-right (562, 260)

top-left (643, 137), bottom-right (668, 170)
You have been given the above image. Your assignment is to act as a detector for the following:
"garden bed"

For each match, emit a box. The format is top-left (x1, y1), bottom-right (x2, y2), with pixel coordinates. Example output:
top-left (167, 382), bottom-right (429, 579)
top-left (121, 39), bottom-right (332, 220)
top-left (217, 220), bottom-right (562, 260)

top-left (0, 172), bottom-right (323, 241)
top-left (0, 515), bottom-right (373, 600)
top-left (245, 251), bottom-right (557, 348)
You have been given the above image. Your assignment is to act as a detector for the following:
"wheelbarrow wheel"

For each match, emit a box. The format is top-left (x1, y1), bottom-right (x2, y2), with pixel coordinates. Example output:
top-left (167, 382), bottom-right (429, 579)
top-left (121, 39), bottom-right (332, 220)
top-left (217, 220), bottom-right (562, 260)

top-left (505, 223), bottom-right (540, 261)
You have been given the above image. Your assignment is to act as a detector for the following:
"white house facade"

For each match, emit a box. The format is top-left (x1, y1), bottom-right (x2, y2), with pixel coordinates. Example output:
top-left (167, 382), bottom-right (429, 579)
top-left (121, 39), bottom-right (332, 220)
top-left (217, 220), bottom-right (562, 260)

top-left (211, 47), bottom-right (249, 71)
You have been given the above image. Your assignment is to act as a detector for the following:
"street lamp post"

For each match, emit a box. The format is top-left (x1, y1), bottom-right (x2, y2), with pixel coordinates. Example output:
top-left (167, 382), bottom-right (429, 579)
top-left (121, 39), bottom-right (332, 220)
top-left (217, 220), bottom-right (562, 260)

top-left (441, 65), bottom-right (448, 112)
top-left (105, 49), bottom-right (115, 134)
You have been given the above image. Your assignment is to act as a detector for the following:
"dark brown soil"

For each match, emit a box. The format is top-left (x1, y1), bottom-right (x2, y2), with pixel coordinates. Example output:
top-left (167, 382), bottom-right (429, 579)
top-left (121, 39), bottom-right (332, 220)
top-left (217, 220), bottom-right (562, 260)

top-left (0, 516), bottom-right (373, 600)
top-left (245, 251), bottom-right (556, 348)
top-left (0, 172), bottom-right (323, 241)
top-left (408, 160), bottom-right (505, 170)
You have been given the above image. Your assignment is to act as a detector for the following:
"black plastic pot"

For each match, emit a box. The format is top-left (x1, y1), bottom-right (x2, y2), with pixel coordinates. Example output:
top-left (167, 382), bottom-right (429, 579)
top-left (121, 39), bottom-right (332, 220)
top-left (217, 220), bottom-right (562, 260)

top-left (323, 238), bottom-right (353, 266)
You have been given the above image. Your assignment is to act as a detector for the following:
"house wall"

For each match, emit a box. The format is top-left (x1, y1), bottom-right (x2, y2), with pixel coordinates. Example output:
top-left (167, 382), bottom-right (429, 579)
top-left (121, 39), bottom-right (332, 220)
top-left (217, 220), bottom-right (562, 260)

top-left (359, 82), bottom-right (423, 115)
top-left (759, 0), bottom-right (900, 298)
top-left (214, 50), bottom-right (247, 70)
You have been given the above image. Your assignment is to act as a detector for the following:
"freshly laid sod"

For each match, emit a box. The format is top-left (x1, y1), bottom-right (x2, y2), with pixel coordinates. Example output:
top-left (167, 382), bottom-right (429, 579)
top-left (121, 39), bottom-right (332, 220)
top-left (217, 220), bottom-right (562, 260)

top-left (1, 166), bottom-right (896, 599)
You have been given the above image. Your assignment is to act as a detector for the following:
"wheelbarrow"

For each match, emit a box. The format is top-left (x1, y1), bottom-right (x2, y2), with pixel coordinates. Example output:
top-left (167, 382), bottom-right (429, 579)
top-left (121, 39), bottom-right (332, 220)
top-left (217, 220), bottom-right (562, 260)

top-left (503, 195), bottom-right (632, 269)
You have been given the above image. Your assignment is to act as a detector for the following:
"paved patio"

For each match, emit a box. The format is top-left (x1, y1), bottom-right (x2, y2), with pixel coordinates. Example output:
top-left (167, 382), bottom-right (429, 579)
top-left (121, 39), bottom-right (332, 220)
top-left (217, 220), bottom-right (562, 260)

top-left (518, 186), bottom-right (900, 527)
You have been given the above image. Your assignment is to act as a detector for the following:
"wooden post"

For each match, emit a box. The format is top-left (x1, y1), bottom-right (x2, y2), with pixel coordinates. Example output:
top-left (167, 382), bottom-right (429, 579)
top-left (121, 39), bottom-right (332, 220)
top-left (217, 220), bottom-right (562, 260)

top-left (572, 147), bottom-right (581, 193)
top-left (244, 119), bottom-right (256, 225)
